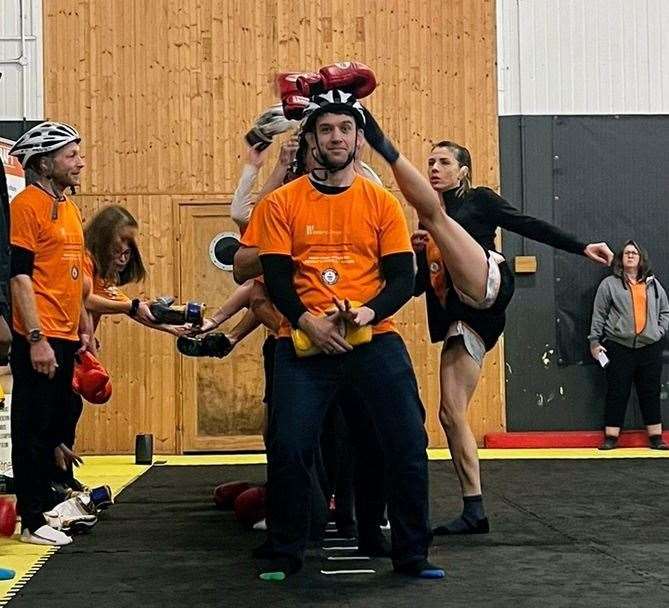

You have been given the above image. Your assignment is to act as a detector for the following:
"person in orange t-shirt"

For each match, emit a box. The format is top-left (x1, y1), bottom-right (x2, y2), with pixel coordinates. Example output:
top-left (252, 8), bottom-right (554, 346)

top-left (589, 240), bottom-right (669, 450)
top-left (8, 122), bottom-right (93, 546)
top-left (237, 90), bottom-right (442, 581)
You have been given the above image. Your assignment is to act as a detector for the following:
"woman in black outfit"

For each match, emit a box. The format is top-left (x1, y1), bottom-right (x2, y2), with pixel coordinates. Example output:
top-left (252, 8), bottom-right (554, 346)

top-left (363, 110), bottom-right (614, 535)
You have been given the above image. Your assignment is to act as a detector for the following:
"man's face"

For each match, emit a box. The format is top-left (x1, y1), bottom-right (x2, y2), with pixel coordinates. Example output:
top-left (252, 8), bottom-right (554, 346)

top-left (48, 142), bottom-right (85, 188)
top-left (312, 112), bottom-right (360, 167)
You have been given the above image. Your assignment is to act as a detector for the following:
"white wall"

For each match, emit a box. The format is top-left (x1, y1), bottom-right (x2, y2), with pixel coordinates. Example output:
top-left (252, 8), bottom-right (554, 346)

top-left (0, 0), bottom-right (43, 120)
top-left (497, 0), bottom-right (669, 115)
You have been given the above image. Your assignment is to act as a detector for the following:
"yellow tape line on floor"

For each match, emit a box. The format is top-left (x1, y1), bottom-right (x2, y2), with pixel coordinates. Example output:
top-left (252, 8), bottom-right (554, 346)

top-left (0, 458), bottom-right (150, 605)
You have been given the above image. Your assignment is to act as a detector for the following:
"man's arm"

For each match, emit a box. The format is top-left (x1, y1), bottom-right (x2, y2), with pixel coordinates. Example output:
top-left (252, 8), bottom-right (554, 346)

top-left (11, 273), bottom-right (58, 378)
top-left (261, 254), bottom-right (351, 354)
top-left (233, 246), bottom-right (263, 284)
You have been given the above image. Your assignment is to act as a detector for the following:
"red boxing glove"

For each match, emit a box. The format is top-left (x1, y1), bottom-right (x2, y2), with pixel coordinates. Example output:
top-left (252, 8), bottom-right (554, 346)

top-left (91, 380), bottom-right (112, 405)
top-left (297, 62), bottom-right (377, 99)
top-left (276, 71), bottom-right (318, 120)
top-left (281, 94), bottom-right (309, 120)
top-left (73, 351), bottom-right (112, 405)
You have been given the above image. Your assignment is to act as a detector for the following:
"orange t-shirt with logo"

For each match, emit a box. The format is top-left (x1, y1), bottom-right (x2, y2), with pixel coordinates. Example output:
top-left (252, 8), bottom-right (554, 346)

top-left (83, 252), bottom-right (130, 331)
top-left (245, 175), bottom-right (412, 337)
top-left (10, 185), bottom-right (84, 340)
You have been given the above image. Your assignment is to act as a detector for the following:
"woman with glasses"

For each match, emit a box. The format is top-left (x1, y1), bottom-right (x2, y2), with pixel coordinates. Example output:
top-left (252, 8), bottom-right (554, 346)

top-left (589, 240), bottom-right (669, 450)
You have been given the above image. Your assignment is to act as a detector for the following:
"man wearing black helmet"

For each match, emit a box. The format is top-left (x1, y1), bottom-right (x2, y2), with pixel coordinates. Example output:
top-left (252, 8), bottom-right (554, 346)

top-left (240, 90), bottom-right (444, 581)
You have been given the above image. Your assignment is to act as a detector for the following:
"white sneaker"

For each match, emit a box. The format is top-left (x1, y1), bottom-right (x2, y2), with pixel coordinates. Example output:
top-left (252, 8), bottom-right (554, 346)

top-left (20, 525), bottom-right (72, 546)
top-left (252, 518), bottom-right (267, 531)
top-left (44, 495), bottom-right (97, 532)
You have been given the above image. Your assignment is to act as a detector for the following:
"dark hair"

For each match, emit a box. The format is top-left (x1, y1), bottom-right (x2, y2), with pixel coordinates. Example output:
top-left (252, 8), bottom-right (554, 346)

top-left (287, 132), bottom-right (310, 181)
top-left (24, 153), bottom-right (54, 186)
top-left (431, 140), bottom-right (473, 196)
top-left (84, 205), bottom-right (146, 286)
top-left (611, 239), bottom-right (652, 283)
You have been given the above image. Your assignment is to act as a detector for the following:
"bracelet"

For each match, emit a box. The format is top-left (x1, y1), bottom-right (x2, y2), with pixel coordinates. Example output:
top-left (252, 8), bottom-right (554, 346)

top-left (128, 298), bottom-right (140, 318)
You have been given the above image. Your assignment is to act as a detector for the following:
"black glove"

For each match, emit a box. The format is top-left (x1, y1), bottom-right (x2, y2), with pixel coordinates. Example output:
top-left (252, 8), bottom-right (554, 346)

top-left (363, 107), bottom-right (399, 164)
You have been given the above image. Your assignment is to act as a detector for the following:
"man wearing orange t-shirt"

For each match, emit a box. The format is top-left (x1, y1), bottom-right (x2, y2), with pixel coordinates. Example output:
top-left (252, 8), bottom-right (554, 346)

top-left (8, 122), bottom-right (93, 546)
top-left (239, 90), bottom-right (442, 580)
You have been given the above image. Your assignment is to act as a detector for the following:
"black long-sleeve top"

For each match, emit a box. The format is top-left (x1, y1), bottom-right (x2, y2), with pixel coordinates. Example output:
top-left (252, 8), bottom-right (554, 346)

top-left (439, 186), bottom-right (588, 255)
top-left (414, 186), bottom-right (589, 344)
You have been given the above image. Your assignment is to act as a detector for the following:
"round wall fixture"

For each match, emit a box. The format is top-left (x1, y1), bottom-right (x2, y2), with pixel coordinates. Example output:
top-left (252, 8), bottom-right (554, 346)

top-left (209, 232), bottom-right (241, 271)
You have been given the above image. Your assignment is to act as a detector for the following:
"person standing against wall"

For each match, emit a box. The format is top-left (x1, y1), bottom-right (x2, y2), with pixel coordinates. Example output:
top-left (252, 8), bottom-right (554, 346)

top-left (8, 122), bottom-right (93, 546)
top-left (589, 240), bottom-right (669, 450)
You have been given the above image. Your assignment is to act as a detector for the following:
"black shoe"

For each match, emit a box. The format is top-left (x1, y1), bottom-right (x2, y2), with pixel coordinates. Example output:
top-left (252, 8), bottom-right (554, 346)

top-left (649, 435), bottom-right (669, 450)
top-left (258, 555), bottom-right (302, 581)
top-left (433, 516), bottom-right (489, 536)
top-left (177, 333), bottom-right (233, 358)
top-left (394, 559), bottom-right (445, 579)
top-left (598, 436), bottom-right (618, 451)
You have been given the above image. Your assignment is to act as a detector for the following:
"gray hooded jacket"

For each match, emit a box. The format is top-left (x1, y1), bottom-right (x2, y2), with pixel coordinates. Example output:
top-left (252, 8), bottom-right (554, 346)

top-left (589, 274), bottom-right (669, 349)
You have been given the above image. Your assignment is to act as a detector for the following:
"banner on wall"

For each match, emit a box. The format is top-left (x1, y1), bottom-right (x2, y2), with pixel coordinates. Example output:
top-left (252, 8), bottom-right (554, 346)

top-left (0, 137), bottom-right (25, 200)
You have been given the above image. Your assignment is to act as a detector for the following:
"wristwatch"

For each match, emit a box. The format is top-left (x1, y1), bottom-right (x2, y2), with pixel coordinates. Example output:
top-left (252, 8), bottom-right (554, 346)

top-left (128, 298), bottom-right (140, 318)
top-left (28, 328), bottom-right (44, 344)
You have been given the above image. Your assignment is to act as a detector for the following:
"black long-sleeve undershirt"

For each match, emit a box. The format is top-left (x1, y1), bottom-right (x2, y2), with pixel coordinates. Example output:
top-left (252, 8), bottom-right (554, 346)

top-left (442, 186), bottom-right (588, 255)
top-left (261, 252), bottom-right (415, 328)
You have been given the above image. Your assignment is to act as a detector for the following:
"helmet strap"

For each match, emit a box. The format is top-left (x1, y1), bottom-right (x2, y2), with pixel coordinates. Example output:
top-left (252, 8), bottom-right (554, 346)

top-left (309, 132), bottom-right (358, 182)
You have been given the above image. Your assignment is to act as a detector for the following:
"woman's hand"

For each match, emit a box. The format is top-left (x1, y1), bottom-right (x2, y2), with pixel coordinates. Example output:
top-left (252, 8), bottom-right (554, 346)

top-left (187, 317), bottom-right (220, 336)
top-left (590, 343), bottom-right (606, 359)
top-left (277, 135), bottom-right (299, 167)
top-left (135, 301), bottom-right (156, 324)
top-left (584, 243), bottom-right (614, 266)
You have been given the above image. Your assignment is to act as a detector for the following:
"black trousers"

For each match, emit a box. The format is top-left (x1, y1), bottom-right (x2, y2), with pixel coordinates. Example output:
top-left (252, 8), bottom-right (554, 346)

top-left (10, 333), bottom-right (79, 532)
top-left (604, 340), bottom-right (664, 429)
top-left (267, 333), bottom-right (430, 568)
top-left (320, 390), bottom-right (387, 545)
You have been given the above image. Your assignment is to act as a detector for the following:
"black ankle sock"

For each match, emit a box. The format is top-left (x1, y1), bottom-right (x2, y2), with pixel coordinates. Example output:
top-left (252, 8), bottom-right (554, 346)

top-left (462, 495), bottom-right (485, 521)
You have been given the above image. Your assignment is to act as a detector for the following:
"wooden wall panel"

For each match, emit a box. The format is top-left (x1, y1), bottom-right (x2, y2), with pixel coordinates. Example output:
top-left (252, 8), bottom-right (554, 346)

top-left (43, 0), bottom-right (503, 453)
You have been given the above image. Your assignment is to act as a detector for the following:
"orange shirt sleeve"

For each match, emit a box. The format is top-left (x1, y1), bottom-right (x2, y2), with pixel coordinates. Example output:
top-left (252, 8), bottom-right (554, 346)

top-left (378, 192), bottom-right (412, 257)
top-left (254, 196), bottom-right (293, 256)
top-left (10, 196), bottom-right (40, 252)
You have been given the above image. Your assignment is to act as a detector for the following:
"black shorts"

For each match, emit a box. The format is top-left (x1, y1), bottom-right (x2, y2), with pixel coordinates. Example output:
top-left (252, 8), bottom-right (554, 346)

top-left (426, 260), bottom-right (515, 353)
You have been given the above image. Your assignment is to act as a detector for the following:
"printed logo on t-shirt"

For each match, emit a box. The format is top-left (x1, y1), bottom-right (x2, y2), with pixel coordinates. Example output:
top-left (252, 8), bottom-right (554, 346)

top-left (71, 266), bottom-right (79, 280)
top-left (430, 261), bottom-right (441, 273)
top-left (321, 268), bottom-right (339, 285)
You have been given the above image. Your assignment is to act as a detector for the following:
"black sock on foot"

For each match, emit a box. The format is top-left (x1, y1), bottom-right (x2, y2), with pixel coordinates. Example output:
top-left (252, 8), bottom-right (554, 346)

top-left (649, 434), bottom-right (668, 450)
top-left (394, 559), bottom-right (445, 579)
top-left (462, 495), bottom-right (485, 521)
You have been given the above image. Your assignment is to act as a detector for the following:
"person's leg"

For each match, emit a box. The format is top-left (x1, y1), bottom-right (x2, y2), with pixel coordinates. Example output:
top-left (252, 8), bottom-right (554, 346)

top-left (262, 340), bottom-right (338, 579)
top-left (633, 341), bottom-right (667, 449)
top-left (387, 156), bottom-right (489, 301)
top-left (10, 336), bottom-right (74, 544)
top-left (433, 337), bottom-right (488, 534)
top-left (602, 342), bottom-right (635, 446)
top-left (320, 397), bottom-right (356, 536)
top-left (339, 387), bottom-right (388, 552)
top-left (347, 333), bottom-right (442, 578)
top-left (10, 335), bottom-right (52, 533)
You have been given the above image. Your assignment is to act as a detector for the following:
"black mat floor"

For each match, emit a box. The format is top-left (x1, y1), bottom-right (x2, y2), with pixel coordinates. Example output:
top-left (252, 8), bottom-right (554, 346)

top-left (6, 459), bottom-right (669, 608)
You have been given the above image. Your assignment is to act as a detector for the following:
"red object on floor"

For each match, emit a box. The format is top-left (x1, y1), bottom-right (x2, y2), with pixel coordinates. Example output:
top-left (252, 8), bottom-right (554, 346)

top-left (483, 430), bottom-right (669, 449)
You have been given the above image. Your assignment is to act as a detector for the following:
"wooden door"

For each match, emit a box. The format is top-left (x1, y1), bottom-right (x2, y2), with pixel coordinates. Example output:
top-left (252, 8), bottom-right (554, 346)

top-left (178, 203), bottom-right (265, 451)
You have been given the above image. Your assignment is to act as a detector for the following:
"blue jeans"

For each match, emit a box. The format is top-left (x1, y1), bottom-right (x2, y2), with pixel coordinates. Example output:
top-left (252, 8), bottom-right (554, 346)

top-left (266, 332), bottom-right (431, 568)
